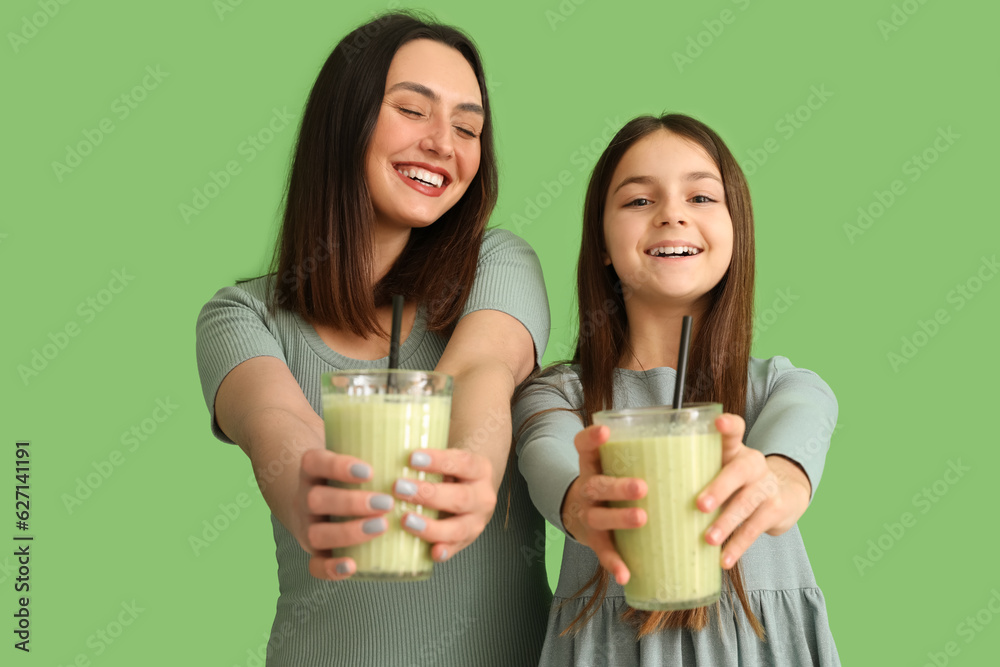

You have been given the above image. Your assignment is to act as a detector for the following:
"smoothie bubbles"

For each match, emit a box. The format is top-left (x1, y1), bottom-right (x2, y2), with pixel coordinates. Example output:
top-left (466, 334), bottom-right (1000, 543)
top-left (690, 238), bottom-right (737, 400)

top-left (321, 369), bottom-right (452, 580)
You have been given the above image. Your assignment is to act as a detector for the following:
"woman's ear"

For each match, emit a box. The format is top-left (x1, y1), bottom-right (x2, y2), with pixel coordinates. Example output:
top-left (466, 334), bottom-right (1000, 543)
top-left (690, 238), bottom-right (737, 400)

top-left (602, 252), bottom-right (611, 266)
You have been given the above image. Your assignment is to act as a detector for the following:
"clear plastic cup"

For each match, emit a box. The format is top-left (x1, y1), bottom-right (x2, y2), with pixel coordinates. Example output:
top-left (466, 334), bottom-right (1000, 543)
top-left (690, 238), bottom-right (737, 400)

top-left (321, 370), bottom-right (452, 581)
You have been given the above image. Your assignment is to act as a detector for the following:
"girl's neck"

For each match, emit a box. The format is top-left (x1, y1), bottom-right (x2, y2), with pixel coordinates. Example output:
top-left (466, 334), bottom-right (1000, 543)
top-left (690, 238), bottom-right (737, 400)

top-left (619, 296), bottom-right (708, 371)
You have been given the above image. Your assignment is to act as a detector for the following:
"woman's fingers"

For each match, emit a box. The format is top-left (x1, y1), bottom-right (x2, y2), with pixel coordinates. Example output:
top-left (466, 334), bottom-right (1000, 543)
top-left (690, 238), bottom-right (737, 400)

top-left (306, 484), bottom-right (394, 517)
top-left (307, 515), bottom-right (389, 551)
top-left (301, 448), bottom-right (373, 483)
top-left (307, 555), bottom-right (356, 581)
top-left (392, 477), bottom-right (495, 515)
top-left (406, 448), bottom-right (491, 483)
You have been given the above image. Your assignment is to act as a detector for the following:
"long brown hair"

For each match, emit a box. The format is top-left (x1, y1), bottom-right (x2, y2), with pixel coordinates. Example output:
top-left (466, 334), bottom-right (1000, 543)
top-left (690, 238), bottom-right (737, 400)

top-left (561, 114), bottom-right (762, 639)
top-left (269, 11), bottom-right (498, 336)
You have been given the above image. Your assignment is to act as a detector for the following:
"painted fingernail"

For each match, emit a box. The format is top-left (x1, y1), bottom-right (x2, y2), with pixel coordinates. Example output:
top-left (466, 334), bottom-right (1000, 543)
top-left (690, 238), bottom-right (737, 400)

top-left (437, 548), bottom-right (448, 561)
top-left (723, 553), bottom-right (735, 568)
top-left (335, 561), bottom-right (351, 575)
top-left (394, 479), bottom-right (418, 497)
top-left (700, 495), bottom-right (716, 511)
top-left (410, 451), bottom-right (432, 468)
top-left (362, 518), bottom-right (386, 535)
top-left (707, 528), bottom-right (722, 544)
top-left (404, 514), bottom-right (426, 532)
top-left (369, 494), bottom-right (393, 511)
top-left (350, 463), bottom-right (372, 480)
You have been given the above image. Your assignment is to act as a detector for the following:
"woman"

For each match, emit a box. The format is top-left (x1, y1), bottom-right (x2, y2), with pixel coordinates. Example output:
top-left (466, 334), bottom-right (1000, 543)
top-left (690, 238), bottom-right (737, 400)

top-left (196, 12), bottom-right (550, 666)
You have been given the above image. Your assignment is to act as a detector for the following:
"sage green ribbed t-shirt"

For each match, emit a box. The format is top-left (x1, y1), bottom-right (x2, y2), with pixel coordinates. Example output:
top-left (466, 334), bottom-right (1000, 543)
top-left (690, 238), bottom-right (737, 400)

top-left (196, 229), bottom-right (552, 666)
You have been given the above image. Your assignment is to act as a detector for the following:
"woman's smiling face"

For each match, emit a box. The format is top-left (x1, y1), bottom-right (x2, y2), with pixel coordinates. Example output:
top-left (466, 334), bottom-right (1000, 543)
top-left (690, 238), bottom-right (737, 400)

top-left (602, 129), bottom-right (734, 310)
top-left (365, 39), bottom-right (484, 233)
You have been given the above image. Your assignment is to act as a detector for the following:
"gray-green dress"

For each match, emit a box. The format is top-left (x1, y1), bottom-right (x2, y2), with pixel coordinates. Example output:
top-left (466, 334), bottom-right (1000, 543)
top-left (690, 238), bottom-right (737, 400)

top-left (513, 358), bottom-right (841, 666)
top-left (196, 229), bottom-right (552, 666)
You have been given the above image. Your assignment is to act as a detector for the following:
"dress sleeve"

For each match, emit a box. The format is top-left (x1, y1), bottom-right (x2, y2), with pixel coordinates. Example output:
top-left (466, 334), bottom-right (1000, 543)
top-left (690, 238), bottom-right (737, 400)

top-left (195, 280), bottom-right (287, 444)
top-left (512, 371), bottom-right (585, 536)
top-left (745, 356), bottom-right (838, 500)
top-left (461, 229), bottom-right (550, 366)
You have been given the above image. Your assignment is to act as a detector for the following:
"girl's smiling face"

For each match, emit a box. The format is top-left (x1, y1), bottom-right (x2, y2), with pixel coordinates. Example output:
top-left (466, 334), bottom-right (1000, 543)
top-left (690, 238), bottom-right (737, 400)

top-left (365, 39), bottom-right (484, 233)
top-left (602, 129), bottom-right (734, 311)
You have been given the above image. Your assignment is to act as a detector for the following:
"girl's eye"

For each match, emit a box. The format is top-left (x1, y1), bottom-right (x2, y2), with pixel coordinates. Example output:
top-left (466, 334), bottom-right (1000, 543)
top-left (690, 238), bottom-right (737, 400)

top-left (626, 198), bottom-right (651, 208)
top-left (691, 195), bottom-right (716, 204)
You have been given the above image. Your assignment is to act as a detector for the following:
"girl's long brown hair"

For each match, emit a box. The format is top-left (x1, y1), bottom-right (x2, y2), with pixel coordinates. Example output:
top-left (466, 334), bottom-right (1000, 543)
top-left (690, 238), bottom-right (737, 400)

top-left (561, 114), bottom-right (763, 639)
top-left (269, 11), bottom-right (497, 337)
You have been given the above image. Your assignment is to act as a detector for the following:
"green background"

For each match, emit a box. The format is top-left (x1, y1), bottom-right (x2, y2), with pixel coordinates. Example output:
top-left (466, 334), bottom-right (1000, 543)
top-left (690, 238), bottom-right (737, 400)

top-left (3, 0), bottom-right (997, 664)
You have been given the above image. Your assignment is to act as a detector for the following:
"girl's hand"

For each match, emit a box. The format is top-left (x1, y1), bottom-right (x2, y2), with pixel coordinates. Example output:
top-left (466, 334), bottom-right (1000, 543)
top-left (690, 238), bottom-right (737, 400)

top-left (397, 448), bottom-right (496, 563)
top-left (696, 414), bottom-right (812, 569)
top-left (560, 424), bottom-right (648, 586)
top-left (299, 449), bottom-right (396, 581)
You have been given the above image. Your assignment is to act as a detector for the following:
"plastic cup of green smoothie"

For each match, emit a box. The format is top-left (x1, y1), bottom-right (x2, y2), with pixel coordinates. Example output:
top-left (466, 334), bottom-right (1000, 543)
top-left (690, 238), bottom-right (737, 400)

top-left (321, 370), bottom-right (452, 581)
top-left (595, 403), bottom-right (722, 610)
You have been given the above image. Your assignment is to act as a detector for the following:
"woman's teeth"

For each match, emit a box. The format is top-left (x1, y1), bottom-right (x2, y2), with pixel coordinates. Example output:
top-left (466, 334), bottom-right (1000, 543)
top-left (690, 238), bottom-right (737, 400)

top-left (396, 167), bottom-right (444, 188)
top-left (648, 246), bottom-right (701, 257)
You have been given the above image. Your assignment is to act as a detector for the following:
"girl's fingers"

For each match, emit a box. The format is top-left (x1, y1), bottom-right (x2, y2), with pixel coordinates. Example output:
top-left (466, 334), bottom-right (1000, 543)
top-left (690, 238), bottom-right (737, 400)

top-left (720, 506), bottom-right (775, 570)
top-left (301, 448), bottom-right (374, 484)
top-left (574, 425), bottom-right (610, 477)
top-left (577, 475), bottom-right (647, 503)
top-left (306, 485), bottom-right (394, 517)
top-left (407, 448), bottom-right (491, 483)
top-left (588, 530), bottom-right (631, 586)
top-left (705, 477), bottom-right (778, 544)
top-left (308, 555), bottom-right (356, 581)
top-left (583, 506), bottom-right (646, 531)
top-left (697, 447), bottom-right (767, 513)
top-left (715, 413), bottom-right (748, 463)
top-left (306, 515), bottom-right (389, 551)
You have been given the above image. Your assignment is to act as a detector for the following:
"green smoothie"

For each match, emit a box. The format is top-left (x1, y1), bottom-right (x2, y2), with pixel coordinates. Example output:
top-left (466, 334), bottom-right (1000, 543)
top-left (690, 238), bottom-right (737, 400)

top-left (600, 432), bottom-right (722, 610)
top-left (322, 392), bottom-right (451, 581)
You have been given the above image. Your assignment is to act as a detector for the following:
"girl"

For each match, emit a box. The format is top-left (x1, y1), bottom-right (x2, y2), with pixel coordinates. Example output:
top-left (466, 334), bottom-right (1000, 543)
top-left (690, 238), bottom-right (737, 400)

top-left (196, 12), bottom-right (550, 666)
top-left (513, 114), bottom-right (840, 665)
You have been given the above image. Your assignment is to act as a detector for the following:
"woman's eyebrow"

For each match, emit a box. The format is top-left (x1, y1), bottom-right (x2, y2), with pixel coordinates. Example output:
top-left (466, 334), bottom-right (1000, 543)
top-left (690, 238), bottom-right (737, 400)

top-left (386, 81), bottom-right (484, 116)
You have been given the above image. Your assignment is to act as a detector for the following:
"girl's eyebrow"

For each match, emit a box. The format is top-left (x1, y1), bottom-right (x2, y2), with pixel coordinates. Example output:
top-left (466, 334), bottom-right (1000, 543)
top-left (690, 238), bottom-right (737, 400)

top-left (685, 170), bottom-right (722, 183)
top-left (612, 171), bottom-right (722, 195)
top-left (386, 81), bottom-right (484, 116)
top-left (612, 175), bottom-right (656, 194)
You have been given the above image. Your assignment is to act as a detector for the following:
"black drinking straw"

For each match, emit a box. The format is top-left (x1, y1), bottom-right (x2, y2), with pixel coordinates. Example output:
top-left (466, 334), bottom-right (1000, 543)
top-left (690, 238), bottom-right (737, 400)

top-left (388, 294), bottom-right (404, 370)
top-left (672, 315), bottom-right (693, 409)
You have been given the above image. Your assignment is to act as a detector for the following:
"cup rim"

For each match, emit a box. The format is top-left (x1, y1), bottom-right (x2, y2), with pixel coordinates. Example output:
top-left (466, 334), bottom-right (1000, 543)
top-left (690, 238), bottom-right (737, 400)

top-left (593, 402), bottom-right (722, 420)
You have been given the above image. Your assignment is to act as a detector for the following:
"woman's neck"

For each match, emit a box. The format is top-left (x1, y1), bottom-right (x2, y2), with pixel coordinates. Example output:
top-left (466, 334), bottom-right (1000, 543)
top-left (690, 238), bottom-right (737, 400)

top-left (619, 296), bottom-right (708, 371)
top-left (372, 223), bottom-right (412, 282)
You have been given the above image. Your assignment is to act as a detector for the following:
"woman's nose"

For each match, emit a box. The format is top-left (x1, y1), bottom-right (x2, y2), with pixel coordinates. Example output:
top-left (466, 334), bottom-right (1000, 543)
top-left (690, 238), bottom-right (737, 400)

top-left (419, 117), bottom-right (454, 159)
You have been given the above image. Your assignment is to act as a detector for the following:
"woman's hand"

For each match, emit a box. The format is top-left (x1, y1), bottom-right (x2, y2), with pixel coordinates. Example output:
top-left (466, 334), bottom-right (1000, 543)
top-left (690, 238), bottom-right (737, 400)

top-left (299, 449), bottom-right (397, 581)
top-left (560, 424), bottom-right (647, 586)
top-left (396, 448), bottom-right (496, 563)
top-left (697, 414), bottom-right (812, 569)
